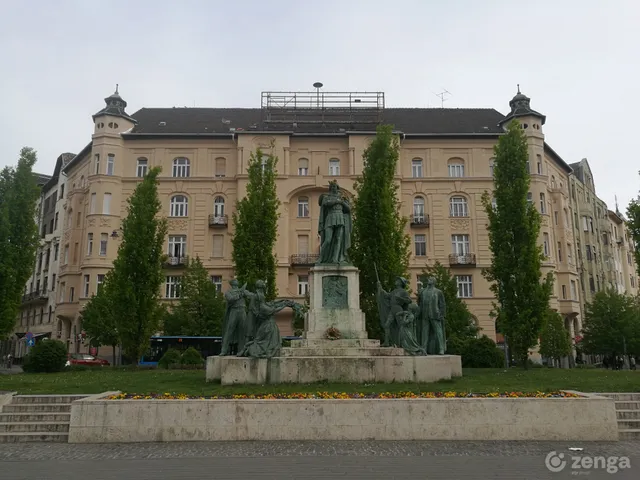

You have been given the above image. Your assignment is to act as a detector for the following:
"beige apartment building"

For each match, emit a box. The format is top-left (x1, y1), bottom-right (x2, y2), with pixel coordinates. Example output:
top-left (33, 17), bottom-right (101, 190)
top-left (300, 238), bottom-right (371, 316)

top-left (6, 87), bottom-right (637, 358)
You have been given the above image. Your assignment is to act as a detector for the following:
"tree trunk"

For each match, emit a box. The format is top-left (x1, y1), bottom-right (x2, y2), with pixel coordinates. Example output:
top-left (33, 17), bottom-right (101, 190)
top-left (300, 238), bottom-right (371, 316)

top-left (112, 345), bottom-right (117, 366)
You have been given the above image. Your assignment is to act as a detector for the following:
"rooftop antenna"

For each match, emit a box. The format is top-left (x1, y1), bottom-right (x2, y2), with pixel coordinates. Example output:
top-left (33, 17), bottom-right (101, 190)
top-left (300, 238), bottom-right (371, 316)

top-left (313, 82), bottom-right (323, 108)
top-left (433, 88), bottom-right (451, 108)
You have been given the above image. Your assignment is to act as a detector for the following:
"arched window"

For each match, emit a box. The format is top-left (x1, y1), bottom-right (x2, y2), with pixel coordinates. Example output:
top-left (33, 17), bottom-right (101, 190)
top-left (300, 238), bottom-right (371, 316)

top-left (80, 175), bottom-right (85, 187)
top-left (48, 305), bottom-right (52, 323)
top-left (448, 158), bottom-right (465, 177)
top-left (329, 159), bottom-right (340, 176)
top-left (413, 196), bottom-right (425, 221)
top-left (297, 196), bottom-right (309, 218)
top-left (298, 158), bottom-right (309, 176)
top-left (170, 195), bottom-right (188, 217)
top-left (540, 193), bottom-right (546, 213)
top-left (215, 157), bottom-right (226, 178)
top-left (551, 175), bottom-right (556, 188)
top-left (449, 196), bottom-right (468, 217)
top-left (172, 157), bottom-right (190, 178)
top-left (411, 158), bottom-right (423, 178)
top-left (213, 196), bottom-right (225, 217)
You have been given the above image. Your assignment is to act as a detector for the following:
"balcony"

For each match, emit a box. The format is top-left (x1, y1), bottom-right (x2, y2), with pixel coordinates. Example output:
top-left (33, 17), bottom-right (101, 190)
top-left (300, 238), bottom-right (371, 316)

top-left (165, 256), bottom-right (187, 267)
top-left (290, 254), bottom-right (319, 266)
top-left (208, 214), bottom-right (228, 227)
top-left (410, 215), bottom-right (430, 227)
top-left (21, 290), bottom-right (48, 305)
top-left (448, 253), bottom-right (476, 266)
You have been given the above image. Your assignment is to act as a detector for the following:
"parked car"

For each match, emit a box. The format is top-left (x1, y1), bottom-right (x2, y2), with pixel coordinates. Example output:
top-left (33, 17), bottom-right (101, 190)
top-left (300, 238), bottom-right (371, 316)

top-left (66, 353), bottom-right (110, 367)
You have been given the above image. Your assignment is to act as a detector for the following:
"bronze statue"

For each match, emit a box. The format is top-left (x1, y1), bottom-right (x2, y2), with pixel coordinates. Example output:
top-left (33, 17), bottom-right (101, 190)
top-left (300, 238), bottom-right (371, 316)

top-left (220, 279), bottom-right (247, 356)
top-left (317, 180), bottom-right (352, 265)
top-left (418, 277), bottom-right (447, 355)
top-left (376, 276), bottom-right (411, 347)
top-left (395, 303), bottom-right (426, 355)
top-left (243, 279), bottom-right (266, 344)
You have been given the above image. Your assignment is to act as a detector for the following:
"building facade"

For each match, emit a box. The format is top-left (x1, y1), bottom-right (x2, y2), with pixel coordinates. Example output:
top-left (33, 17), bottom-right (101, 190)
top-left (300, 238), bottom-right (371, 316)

top-left (7, 87), bottom-right (638, 358)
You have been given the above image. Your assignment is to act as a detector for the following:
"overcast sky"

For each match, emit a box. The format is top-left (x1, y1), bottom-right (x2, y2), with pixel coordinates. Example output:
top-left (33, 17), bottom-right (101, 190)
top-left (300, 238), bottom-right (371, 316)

top-left (1, 0), bottom-right (638, 210)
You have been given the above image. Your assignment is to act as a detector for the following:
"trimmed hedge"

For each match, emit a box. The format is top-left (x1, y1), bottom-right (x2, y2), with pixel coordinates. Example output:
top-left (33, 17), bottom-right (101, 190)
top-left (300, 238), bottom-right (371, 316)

top-left (22, 340), bottom-right (68, 373)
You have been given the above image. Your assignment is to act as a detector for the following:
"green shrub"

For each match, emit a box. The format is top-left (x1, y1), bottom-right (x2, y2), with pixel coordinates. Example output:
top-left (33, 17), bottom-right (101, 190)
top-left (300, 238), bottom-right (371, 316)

top-left (22, 340), bottom-right (68, 373)
top-left (445, 336), bottom-right (466, 356)
top-left (180, 347), bottom-right (204, 365)
top-left (158, 348), bottom-right (182, 369)
top-left (459, 336), bottom-right (505, 368)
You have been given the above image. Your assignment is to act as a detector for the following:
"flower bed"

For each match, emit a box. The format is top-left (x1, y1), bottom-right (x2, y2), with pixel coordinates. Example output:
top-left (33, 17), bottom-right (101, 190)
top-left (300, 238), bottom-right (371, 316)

top-left (107, 390), bottom-right (580, 400)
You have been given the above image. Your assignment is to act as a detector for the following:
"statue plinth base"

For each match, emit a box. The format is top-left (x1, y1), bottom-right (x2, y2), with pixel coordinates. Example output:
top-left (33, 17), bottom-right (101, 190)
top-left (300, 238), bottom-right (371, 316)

top-left (304, 264), bottom-right (367, 340)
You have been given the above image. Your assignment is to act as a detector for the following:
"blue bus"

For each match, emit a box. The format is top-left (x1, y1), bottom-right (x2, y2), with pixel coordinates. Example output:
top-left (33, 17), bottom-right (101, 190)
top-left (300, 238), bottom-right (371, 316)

top-left (139, 335), bottom-right (301, 366)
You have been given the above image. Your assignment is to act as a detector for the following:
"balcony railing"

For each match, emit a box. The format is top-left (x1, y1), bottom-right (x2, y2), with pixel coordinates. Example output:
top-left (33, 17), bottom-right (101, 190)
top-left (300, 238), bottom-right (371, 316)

top-left (410, 215), bottom-right (430, 227)
top-left (21, 290), bottom-right (48, 304)
top-left (165, 256), bottom-right (187, 267)
top-left (448, 253), bottom-right (476, 266)
top-left (208, 214), bottom-right (228, 227)
top-left (290, 254), bottom-right (320, 266)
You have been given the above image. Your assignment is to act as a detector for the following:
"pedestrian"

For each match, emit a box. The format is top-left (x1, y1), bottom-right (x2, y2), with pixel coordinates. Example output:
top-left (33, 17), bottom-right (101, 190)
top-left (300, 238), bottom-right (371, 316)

top-left (6, 353), bottom-right (12, 369)
top-left (631, 357), bottom-right (636, 371)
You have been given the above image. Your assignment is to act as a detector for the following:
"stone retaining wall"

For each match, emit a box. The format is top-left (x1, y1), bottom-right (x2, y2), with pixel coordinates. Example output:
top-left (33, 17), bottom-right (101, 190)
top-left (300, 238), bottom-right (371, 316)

top-left (68, 391), bottom-right (618, 443)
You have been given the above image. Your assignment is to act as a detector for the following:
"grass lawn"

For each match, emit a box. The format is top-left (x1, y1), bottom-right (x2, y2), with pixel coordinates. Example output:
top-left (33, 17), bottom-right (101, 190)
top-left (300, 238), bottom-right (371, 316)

top-left (2, 367), bottom-right (639, 395)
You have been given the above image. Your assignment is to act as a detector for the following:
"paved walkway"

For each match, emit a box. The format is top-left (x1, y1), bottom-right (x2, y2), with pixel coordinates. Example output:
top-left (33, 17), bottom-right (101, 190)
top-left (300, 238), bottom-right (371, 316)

top-left (1, 441), bottom-right (638, 479)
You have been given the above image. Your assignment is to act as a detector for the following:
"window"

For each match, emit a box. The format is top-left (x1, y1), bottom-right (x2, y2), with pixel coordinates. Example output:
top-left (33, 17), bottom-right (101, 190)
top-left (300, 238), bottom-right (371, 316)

top-left (570, 280), bottom-right (577, 300)
top-left (448, 163), bottom-right (464, 177)
top-left (54, 243), bottom-right (59, 261)
top-left (97, 274), bottom-right (105, 292)
top-left (561, 285), bottom-right (567, 299)
top-left (298, 196), bottom-right (309, 217)
top-left (54, 212), bottom-right (59, 230)
top-left (543, 233), bottom-right (549, 257)
top-left (586, 245), bottom-right (592, 261)
top-left (411, 158), bottom-right (423, 178)
top-left (451, 234), bottom-right (470, 255)
top-left (172, 157), bottom-right (190, 177)
top-left (137, 158), bottom-right (148, 177)
top-left (100, 233), bottom-right (108, 256)
top-left (564, 209), bottom-right (570, 227)
top-left (449, 196), bottom-right (468, 217)
top-left (536, 154), bottom-right (542, 174)
top-left (539, 193), bottom-right (546, 213)
top-left (489, 158), bottom-right (495, 176)
top-left (589, 276), bottom-right (595, 293)
top-left (298, 235), bottom-right (309, 255)
top-left (69, 287), bottom-right (75, 302)
top-left (329, 159), bottom-right (340, 176)
top-left (59, 283), bottom-right (65, 303)
top-left (297, 275), bottom-right (309, 296)
top-left (212, 235), bottom-right (224, 258)
top-left (413, 196), bottom-right (425, 222)
top-left (260, 154), bottom-right (269, 172)
top-left (87, 233), bottom-right (93, 255)
top-left (103, 193), bottom-right (111, 214)
top-left (73, 242), bottom-right (79, 263)
top-left (554, 211), bottom-right (558, 225)
top-left (39, 308), bottom-right (43, 325)
top-left (582, 216), bottom-right (588, 232)
top-left (416, 275), bottom-right (423, 292)
top-left (43, 276), bottom-right (48, 292)
top-left (52, 273), bottom-right (56, 291)
top-left (527, 192), bottom-right (533, 205)
top-left (63, 244), bottom-right (69, 264)
top-left (557, 241), bottom-right (562, 262)
top-left (48, 305), bottom-right (52, 323)
top-left (298, 158), bottom-right (309, 176)
top-left (602, 232), bottom-right (609, 245)
top-left (170, 195), bottom-right (188, 217)
top-left (213, 196), bottom-right (225, 217)
top-left (45, 248), bottom-right (50, 266)
top-left (83, 275), bottom-right (90, 298)
top-left (106, 154), bottom-right (115, 175)
top-left (211, 275), bottom-right (222, 292)
top-left (215, 157), bottom-right (226, 178)
top-left (589, 217), bottom-right (594, 233)
top-left (165, 276), bottom-right (181, 299)
top-left (526, 160), bottom-right (531, 173)
top-left (90, 193), bottom-right (97, 214)
top-left (94, 154), bottom-right (100, 175)
top-left (491, 196), bottom-right (498, 211)
top-left (76, 212), bottom-right (82, 227)
top-left (631, 276), bottom-right (636, 288)
top-left (168, 235), bottom-right (187, 257)
top-left (414, 234), bottom-right (426, 256)
top-left (567, 243), bottom-right (573, 265)
top-left (456, 275), bottom-right (473, 298)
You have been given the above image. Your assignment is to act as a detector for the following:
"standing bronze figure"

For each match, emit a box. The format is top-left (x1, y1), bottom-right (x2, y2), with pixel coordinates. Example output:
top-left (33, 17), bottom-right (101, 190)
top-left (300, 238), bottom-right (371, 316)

top-left (317, 180), bottom-right (352, 265)
top-left (418, 277), bottom-right (447, 355)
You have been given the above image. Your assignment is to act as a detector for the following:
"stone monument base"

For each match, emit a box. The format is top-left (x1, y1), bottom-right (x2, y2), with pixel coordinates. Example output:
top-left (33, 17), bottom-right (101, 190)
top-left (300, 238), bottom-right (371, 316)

top-left (206, 354), bottom-right (461, 385)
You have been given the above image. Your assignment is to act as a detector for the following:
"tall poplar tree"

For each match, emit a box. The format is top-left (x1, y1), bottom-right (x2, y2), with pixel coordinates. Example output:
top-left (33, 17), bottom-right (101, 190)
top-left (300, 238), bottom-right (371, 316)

top-left (0, 147), bottom-right (41, 338)
top-left (351, 125), bottom-right (411, 339)
top-left (109, 167), bottom-right (168, 363)
top-left (626, 173), bottom-right (640, 277)
top-left (232, 147), bottom-right (280, 300)
top-left (481, 121), bottom-right (553, 368)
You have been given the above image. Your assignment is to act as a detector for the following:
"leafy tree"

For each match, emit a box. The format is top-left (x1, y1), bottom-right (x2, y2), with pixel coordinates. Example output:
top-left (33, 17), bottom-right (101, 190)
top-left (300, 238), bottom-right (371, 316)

top-left (158, 347), bottom-right (182, 369)
top-left (81, 272), bottom-right (120, 365)
top-left (0, 147), bottom-right (41, 338)
top-left (108, 167), bottom-right (168, 364)
top-left (232, 147), bottom-right (280, 300)
top-left (351, 125), bottom-right (411, 340)
top-left (582, 289), bottom-right (639, 358)
top-left (626, 179), bottom-right (640, 277)
top-left (163, 257), bottom-right (225, 336)
top-left (481, 120), bottom-right (553, 369)
top-left (180, 346), bottom-right (204, 366)
top-left (419, 261), bottom-right (479, 347)
top-left (539, 310), bottom-right (572, 367)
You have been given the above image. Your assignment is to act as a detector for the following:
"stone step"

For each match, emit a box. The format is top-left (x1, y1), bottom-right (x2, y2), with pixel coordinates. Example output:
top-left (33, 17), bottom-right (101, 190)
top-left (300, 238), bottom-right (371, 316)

top-left (291, 339), bottom-right (381, 348)
top-left (2, 404), bottom-right (71, 413)
top-left (599, 393), bottom-right (640, 401)
top-left (619, 429), bottom-right (640, 440)
top-left (280, 347), bottom-right (407, 357)
top-left (616, 410), bottom-right (640, 420)
top-left (10, 395), bottom-right (87, 404)
top-left (0, 413), bottom-right (71, 423)
top-left (0, 422), bottom-right (69, 433)
top-left (618, 419), bottom-right (640, 430)
top-left (0, 432), bottom-right (68, 443)
top-left (614, 401), bottom-right (640, 410)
